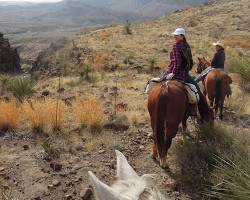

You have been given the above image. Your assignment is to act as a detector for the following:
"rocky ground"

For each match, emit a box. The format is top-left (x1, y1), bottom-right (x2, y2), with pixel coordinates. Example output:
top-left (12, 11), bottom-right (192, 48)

top-left (0, 121), bottom-right (193, 200)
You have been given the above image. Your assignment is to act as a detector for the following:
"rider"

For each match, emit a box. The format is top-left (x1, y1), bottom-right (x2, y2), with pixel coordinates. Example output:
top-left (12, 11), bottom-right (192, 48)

top-left (211, 41), bottom-right (225, 69)
top-left (163, 28), bottom-right (202, 116)
top-left (163, 27), bottom-right (200, 92)
top-left (195, 41), bottom-right (226, 82)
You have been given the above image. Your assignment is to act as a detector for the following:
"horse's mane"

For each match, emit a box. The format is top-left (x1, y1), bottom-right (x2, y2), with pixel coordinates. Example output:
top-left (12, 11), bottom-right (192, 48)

top-left (88, 150), bottom-right (166, 200)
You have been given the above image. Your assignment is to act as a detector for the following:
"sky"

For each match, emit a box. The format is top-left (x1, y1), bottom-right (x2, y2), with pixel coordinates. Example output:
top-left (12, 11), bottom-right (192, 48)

top-left (0, 0), bottom-right (62, 2)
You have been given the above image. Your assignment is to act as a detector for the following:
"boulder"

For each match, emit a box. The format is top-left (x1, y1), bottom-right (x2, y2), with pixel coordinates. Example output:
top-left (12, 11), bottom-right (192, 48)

top-left (104, 115), bottom-right (130, 131)
top-left (0, 32), bottom-right (21, 73)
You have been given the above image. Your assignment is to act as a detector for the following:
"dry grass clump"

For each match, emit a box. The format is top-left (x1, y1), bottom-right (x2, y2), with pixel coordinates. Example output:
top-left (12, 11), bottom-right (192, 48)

top-left (73, 96), bottom-right (104, 133)
top-left (23, 98), bottom-right (65, 133)
top-left (226, 84), bottom-right (250, 114)
top-left (46, 99), bottom-right (65, 131)
top-left (23, 100), bottom-right (48, 133)
top-left (0, 100), bottom-right (20, 131)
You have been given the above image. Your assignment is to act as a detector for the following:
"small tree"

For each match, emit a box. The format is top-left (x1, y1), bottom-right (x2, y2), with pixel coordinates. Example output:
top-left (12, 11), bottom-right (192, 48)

top-left (125, 20), bottom-right (132, 35)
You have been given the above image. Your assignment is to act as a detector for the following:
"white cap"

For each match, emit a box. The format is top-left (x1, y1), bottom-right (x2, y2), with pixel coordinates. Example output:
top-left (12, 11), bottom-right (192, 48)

top-left (172, 28), bottom-right (186, 36)
top-left (213, 41), bottom-right (224, 48)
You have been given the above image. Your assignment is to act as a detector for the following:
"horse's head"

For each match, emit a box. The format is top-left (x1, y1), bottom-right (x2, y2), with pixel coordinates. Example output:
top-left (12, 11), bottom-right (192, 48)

top-left (196, 57), bottom-right (210, 74)
top-left (88, 150), bottom-right (165, 200)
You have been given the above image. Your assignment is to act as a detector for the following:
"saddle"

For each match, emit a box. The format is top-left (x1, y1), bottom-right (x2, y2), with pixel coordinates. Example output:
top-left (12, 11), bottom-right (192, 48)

top-left (145, 78), bottom-right (200, 104)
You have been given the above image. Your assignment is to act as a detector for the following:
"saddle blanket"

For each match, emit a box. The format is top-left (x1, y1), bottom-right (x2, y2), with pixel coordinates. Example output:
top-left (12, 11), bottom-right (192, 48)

top-left (145, 78), bottom-right (199, 104)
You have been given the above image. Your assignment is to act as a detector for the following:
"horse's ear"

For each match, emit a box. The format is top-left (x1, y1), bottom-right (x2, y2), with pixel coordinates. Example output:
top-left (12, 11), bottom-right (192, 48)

top-left (88, 171), bottom-right (118, 200)
top-left (115, 150), bottom-right (139, 180)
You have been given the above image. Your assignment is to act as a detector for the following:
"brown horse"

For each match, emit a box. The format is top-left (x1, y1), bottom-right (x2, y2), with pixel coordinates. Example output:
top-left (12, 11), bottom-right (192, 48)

top-left (147, 80), bottom-right (213, 168)
top-left (197, 57), bottom-right (232, 119)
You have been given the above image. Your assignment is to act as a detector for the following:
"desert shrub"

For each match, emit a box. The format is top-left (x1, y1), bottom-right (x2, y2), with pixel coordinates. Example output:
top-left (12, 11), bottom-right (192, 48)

top-left (46, 99), bottom-right (65, 132)
top-left (228, 56), bottom-right (250, 81)
top-left (0, 74), bottom-right (9, 95)
top-left (173, 124), bottom-right (233, 194)
top-left (23, 100), bottom-right (48, 134)
top-left (208, 130), bottom-right (250, 200)
top-left (73, 96), bottom-right (104, 133)
top-left (148, 58), bottom-right (156, 72)
top-left (124, 20), bottom-right (132, 35)
top-left (0, 100), bottom-right (20, 131)
top-left (209, 151), bottom-right (250, 200)
top-left (7, 77), bottom-right (35, 102)
top-left (79, 64), bottom-right (97, 83)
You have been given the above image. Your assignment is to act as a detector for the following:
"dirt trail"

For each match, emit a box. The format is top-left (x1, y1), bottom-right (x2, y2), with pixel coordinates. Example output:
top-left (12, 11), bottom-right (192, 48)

top-left (0, 123), bottom-right (194, 200)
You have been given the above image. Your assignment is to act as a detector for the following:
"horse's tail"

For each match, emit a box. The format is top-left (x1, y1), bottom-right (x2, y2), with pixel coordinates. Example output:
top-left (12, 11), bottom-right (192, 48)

top-left (215, 77), bottom-right (222, 112)
top-left (155, 83), bottom-right (168, 158)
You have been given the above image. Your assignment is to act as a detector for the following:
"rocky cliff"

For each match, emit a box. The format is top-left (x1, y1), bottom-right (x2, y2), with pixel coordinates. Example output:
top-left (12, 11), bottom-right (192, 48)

top-left (0, 32), bottom-right (21, 73)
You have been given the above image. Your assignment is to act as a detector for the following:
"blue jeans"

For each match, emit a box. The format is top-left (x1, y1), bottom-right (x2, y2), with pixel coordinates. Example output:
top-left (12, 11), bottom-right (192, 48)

top-left (186, 74), bottom-right (201, 93)
top-left (162, 72), bottom-right (201, 93)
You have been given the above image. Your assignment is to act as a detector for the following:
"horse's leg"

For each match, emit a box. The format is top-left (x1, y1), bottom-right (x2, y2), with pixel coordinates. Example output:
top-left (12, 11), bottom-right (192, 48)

top-left (219, 97), bottom-right (225, 120)
top-left (159, 126), bottom-right (177, 168)
top-left (150, 112), bottom-right (158, 160)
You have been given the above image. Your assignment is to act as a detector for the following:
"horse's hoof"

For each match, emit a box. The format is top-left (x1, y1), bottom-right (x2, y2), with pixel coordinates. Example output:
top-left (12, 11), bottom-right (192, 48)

top-left (160, 159), bottom-right (167, 168)
top-left (151, 153), bottom-right (159, 162)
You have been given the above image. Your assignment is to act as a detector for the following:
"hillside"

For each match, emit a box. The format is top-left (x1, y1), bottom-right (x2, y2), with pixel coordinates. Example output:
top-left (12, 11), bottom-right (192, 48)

top-left (34, 0), bottom-right (250, 75)
top-left (1, 0), bottom-right (250, 200)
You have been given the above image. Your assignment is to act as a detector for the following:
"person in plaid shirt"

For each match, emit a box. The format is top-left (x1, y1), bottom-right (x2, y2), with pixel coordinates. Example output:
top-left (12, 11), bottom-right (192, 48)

top-left (163, 28), bottom-right (200, 92)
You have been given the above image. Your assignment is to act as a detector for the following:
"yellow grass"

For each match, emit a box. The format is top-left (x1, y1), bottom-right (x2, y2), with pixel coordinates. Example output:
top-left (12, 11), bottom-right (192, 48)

top-left (23, 98), bottom-right (65, 133)
top-left (73, 95), bottom-right (104, 133)
top-left (23, 100), bottom-right (48, 133)
top-left (46, 99), bottom-right (65, 131)
top-left (0, 100), bottom-right (20, 130)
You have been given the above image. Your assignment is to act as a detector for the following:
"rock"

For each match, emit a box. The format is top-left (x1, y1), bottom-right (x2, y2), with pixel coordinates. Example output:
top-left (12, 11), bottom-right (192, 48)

top-left (57, 87), bottom-right (65, 93)
top-left (50, 161), bottom-right (62, 171)
top-left (65, 194), bottom-right (73, 200)
top-left (74, 144), bottom-right (84, 151)
top-left (104, 115), bottom-right (130, 131)
top-left (139, 145), bottom-right (145, 150)
top-left (52, 180), bottom-right (61, 187)
top-left (41, 90), bottom-right (50, 96)
top-left (0, 167), bottom-right (5, 172)
top-left (23, 144), bottom-right (29, 150)
top-left (0, 32), bottom-right (21, 73)
top-left (80, 187), bottom-right (93, 199)
top-left (98, 150), bottom-right (105, 154)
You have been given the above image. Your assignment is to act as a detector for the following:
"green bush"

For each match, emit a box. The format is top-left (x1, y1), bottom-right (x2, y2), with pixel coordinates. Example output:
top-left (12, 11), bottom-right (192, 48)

top-left (209, 151), bottom-right (250, 200)
top-left (79, 64), bottom-right (97, 83)
top-left (0, 74), bottom-right (9, 95)
top-left (228, 56), bottom-right (250, 81)
top-left (7, 77), bottom-right (35, 102)
top-left (173, 124), bottom-right (233, 194)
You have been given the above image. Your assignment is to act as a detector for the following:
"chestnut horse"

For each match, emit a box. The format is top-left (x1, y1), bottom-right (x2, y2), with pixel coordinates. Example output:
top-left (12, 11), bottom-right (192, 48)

top-left (196, 57), bottom-right (232, 119)
top-left (148, 80), bottom-right (213, 168)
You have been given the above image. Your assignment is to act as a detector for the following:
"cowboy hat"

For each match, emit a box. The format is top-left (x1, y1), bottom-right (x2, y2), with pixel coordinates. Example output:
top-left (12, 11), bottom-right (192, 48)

top-left (172, 28), bottom-right (186, 36)
top-left (213, 41), bottom-right (224, 48)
